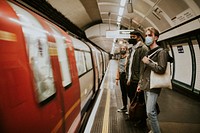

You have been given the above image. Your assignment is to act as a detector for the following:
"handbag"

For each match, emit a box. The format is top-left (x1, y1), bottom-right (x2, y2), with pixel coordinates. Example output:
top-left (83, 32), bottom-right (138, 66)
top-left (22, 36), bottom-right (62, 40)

top-left (148, 49), bottom-right (172, 89)
top-left (129, 92), bottom-right (147, 121)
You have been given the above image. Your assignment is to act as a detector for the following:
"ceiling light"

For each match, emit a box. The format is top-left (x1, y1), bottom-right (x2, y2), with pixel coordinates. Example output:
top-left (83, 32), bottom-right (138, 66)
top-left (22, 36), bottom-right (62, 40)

top-left (117, 16), bottom-right (122, 22)
top-left (120, 0), bottom-right (126, 7)
top-left (118, 7), bottom-right (124, 16)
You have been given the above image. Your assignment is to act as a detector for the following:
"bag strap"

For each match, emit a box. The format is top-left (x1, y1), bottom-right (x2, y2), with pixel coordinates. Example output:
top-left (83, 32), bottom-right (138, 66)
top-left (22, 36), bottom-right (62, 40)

top-left (132, 92), bottom-right (139, 103)
top-left (148, 48), bottom-right (162, 58)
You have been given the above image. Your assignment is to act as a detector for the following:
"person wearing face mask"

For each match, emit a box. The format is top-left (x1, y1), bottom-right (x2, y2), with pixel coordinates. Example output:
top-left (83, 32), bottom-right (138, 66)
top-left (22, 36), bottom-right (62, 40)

top-left (137, 27), bottom-right (169, 133)
top-left (116, 45), bottom-right (129, 112)
top-left (125, 31), bottom-right (149, 125)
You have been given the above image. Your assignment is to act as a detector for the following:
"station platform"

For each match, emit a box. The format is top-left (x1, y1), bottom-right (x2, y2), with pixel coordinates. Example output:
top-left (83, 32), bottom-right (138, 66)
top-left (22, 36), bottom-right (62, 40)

top-left (84, 60), bottom-right (200, 133)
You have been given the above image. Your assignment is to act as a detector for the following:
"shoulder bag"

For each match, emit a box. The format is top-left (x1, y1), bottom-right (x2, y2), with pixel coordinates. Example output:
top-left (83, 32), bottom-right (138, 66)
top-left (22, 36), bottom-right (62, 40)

top-left (148, 49), bottom-right (172, 89)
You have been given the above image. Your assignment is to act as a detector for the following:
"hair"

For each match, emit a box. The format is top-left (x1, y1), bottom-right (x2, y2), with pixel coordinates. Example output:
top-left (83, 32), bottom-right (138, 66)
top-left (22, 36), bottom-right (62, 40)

top-left (130, 30), bottom-right (145, 42)
top-left (120, 44), bottom-right (127, 50)
top-left (145, 27), bottom-right (159, 38)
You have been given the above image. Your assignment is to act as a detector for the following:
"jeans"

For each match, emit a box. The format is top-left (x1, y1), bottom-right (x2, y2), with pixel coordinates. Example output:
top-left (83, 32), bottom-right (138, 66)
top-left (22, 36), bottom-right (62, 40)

top-left (144, 91), bottom-right (161, 133)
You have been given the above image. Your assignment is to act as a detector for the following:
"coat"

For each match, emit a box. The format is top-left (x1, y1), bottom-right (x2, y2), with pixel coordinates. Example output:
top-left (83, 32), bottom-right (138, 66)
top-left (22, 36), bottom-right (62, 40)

top-left (139, 47), bottom-right (168, 94)
top-left (127, 41), bottom-right (149, 83)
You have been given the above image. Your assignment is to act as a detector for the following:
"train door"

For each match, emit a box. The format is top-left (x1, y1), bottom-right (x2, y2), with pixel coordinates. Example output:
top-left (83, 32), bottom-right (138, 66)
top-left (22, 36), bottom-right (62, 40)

top-left (98, 50), bottom-right (104, 82)
top-left (102, 51), bottom-right (107, 75)
top-left (47, 24), bottom-right (81, 132)
top-left (95, 50), bottom-right (102, 83)
top-left (70, 36), bottom-right (94, 114)
top-left (85, 42), bottom-right (99, 92)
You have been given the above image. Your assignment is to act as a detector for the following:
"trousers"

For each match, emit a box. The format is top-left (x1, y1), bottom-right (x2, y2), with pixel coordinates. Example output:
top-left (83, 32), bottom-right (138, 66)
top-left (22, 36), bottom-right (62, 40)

top-left (144, 91), bottom-right (161, 133)
top-left (119, 72), bottom-right (127, 107)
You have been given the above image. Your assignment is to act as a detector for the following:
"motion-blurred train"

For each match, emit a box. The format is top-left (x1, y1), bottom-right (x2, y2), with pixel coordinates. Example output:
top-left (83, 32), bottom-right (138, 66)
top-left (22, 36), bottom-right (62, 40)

top-left (0, 0), bottom-right (109, 132)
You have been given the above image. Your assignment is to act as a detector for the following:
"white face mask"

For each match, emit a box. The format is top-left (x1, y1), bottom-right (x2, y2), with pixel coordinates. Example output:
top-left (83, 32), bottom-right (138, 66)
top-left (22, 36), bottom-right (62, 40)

top-left (145, 36), bottom-right (154, 46)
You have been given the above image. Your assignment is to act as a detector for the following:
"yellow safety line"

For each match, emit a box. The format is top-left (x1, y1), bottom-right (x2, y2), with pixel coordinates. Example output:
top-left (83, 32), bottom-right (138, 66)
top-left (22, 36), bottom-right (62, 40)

top-left (51, 99), bottom-right (80, 133)
top-left (102, 87), bottom-right (110, 132)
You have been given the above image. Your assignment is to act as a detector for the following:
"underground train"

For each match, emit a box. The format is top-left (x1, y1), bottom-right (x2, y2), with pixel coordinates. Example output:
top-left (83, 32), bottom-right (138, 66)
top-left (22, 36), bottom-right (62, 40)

top-left (0, 0), bottom-right (109, 133)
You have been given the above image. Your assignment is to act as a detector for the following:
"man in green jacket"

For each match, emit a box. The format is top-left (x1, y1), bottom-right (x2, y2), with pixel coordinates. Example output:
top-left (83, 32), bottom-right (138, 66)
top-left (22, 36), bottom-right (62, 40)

top-left (126, 31), bottom-right (148, 125)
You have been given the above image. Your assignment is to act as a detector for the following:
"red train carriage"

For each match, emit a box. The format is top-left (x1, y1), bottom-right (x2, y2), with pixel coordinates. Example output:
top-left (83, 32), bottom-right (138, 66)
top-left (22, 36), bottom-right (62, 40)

top-left (0, 0), bottom-right (81, 132)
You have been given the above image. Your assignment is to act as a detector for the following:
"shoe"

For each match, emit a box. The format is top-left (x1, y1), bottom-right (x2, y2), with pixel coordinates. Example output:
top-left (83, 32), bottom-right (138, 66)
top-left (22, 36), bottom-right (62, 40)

top-left (125, 111), bottom-right (129, 115)
top-left (117, 106), bottom-right (127, 112)
top-left (133, 120), bottom-right (147, 127)
top-left (125, 117), bottom-right (131, 121)
top-left (148, 130), bottom-right (153, 133)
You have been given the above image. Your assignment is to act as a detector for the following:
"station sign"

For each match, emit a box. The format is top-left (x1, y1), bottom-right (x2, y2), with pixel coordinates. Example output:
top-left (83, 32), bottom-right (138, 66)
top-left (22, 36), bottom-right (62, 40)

top-left (106, 30), bottom-right (134, 38)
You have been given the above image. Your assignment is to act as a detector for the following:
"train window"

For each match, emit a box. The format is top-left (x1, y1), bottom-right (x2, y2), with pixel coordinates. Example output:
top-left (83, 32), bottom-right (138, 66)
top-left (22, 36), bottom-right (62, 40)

top-left (30, 39), bottom-right (56, 102)
top-left (56, 38), bottom-right (72, 87)
top-left (84, 52), bottom-right (93, 70)
top-left (95, 52), bottom-right (100, 72)
top-left (74, 50), bottom-right (87, 76)
top-left (47, 24), bottom-right (72, 88)
top-left (8, 2), bottom-right (57, 103)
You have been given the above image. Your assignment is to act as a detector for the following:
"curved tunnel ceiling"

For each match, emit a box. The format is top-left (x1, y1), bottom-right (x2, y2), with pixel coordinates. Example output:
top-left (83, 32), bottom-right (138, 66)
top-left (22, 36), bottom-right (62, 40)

top-left (20, 0), bottom-right (200, 53)
top-left (47, 0), bottom-right (199, 31)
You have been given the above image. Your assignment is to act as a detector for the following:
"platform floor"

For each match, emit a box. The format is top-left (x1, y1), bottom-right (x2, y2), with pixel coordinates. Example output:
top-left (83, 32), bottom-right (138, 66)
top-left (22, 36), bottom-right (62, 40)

top-left (84, 60), bottom-right (200, 133)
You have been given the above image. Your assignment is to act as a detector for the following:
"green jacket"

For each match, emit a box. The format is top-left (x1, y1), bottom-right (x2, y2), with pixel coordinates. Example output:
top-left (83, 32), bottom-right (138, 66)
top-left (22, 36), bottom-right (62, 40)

top-left (130, 42), bottom-right (149, 83)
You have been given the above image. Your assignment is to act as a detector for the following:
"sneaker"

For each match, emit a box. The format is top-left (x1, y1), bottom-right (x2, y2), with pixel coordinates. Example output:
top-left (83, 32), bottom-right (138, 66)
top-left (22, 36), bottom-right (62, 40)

top-left (125, 117), bottom-right (131, 121)
top-left (125, 111), bottom-right (129, 115)
top-left (148, 130), bottom-right (153, 133)
top-left (117, 106), bottom-right (127, 112)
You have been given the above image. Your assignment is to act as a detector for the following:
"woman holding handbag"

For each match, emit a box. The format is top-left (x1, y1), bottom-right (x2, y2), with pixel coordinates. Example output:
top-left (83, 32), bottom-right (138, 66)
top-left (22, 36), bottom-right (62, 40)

top-left (137, 27), bottom-right (169, 133)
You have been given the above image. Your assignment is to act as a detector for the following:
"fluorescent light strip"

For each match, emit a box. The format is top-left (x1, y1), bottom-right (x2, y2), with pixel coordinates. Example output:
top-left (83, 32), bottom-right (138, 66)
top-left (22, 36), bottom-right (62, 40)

top-left (117, 0), bottom-right (126, 25)
top-left (117, 22), bottom-right (120, 25)
top-left (120, 0), bottom-right (126, 7)
top-left (117, 16), bottom-right (122, 22)
top-left (118, 7), bottom-right (124, 16)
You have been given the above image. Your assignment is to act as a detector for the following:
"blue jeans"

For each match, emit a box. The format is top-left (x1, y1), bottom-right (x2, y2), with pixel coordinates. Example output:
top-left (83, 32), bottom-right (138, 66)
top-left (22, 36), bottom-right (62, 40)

top-left (144, 91), bottom-right (161, 133)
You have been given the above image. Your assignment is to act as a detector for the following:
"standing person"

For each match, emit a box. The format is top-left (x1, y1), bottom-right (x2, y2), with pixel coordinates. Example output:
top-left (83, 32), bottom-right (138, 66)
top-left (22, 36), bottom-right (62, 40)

top-left (137, 27), bottom-right (168, 133)
top-left (116, 45), bottom-right (128, 112)
top-left (126, 31), bottom-right (148, 125)
top-left (127, 31), bottom-right (148, 102)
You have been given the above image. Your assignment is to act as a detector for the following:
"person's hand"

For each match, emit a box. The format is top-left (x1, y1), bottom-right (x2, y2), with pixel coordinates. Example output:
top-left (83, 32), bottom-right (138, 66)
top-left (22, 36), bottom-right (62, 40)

top-left (116, 80), bottom-right (119, 86)
top-left (142, 56), bottom-right (150, 64)
top-left (137, 85), bottom-right (141, 92)
top-left (127, 80), bottom-right (130, 86)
